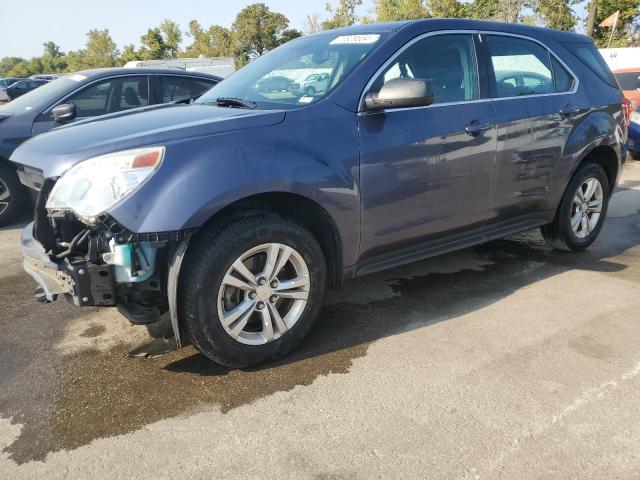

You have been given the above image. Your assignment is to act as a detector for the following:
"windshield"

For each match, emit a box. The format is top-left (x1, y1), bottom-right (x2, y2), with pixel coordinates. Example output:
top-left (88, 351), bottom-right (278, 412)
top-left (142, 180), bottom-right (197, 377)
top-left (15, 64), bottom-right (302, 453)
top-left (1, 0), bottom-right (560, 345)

top-left (198, 33), bottom-right (387, 110)
top-left (0, 74), bottom-right (82, 114)
top-left (615, 72), bottom-right (640, 91)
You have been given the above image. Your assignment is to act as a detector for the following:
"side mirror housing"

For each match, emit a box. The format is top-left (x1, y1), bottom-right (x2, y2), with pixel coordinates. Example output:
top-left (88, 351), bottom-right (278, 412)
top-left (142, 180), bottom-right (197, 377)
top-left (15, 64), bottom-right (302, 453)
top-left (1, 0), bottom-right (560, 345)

top-left (52, 103), bottom-right (77, 123)
top-left (365, 78), bottom-right (434, 112)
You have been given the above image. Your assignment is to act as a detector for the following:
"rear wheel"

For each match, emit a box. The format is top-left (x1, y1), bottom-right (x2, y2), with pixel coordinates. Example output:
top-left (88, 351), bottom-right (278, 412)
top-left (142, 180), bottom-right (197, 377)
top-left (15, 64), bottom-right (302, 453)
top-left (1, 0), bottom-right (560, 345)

top-left (541, 162), bottom-right (610, 252)
top-left (0, 161), bottom-right (28, 227)
top-left (180, 212), bottom-right (327, 367)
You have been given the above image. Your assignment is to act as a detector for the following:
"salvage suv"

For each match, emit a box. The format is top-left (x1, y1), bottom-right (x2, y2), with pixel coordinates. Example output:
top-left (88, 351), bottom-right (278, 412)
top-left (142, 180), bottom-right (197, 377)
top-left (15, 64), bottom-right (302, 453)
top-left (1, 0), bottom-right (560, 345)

top-left (13, 20), bottom-right (628, 367)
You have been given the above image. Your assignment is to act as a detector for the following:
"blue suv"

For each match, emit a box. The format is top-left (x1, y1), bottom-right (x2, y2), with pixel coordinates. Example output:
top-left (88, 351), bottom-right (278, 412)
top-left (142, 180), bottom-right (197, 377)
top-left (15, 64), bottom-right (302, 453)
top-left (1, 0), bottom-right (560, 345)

top-left (12, 20), bottom-right (628, 367)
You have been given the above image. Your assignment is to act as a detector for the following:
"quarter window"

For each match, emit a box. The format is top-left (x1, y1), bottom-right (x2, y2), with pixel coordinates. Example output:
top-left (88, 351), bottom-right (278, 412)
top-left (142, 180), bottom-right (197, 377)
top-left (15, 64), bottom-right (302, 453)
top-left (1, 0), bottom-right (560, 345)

top-left (369, 34), bottom-right (479, 105)
top-left (551, 56), bottom-right (574, 92)
top-left (486, 35), bottom-right (554, 98)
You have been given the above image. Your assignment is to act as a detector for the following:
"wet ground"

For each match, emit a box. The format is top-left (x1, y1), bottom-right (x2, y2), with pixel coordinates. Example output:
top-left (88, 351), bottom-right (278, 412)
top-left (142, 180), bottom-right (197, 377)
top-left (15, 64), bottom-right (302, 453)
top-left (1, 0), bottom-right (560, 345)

top-left (1, 161), bottom-right (640, 478)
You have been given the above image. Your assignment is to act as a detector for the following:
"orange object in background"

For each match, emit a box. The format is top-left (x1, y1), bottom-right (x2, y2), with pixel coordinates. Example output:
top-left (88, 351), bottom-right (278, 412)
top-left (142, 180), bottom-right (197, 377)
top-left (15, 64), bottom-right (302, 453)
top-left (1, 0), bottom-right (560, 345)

top-left (614, 68), bottom-right (640, 110)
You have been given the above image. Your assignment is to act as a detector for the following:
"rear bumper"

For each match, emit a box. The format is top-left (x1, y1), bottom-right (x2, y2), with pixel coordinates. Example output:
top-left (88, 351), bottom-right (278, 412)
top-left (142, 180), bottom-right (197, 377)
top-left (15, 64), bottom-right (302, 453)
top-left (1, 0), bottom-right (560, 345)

top-left (21, 222), bottom-right (116, 306)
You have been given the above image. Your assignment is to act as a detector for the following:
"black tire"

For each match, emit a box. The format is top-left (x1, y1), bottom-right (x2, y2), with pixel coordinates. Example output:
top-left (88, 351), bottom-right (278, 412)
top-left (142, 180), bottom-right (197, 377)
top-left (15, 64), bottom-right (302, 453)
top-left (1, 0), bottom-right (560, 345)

top-left (0, 161), bottom-right (28, 227)
top-left (180, 211), bottom-right (327, 368)
top-left (305, 86), bottom-right (316, 96)
top-left (541, 162), bottom-right (610, 252)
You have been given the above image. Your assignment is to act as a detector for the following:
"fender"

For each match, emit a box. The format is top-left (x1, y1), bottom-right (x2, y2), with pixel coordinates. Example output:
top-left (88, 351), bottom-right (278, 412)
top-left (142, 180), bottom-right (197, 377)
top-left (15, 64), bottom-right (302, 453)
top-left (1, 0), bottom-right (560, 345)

top-left (547, 106), bottom-right (624, 211)
top-left (108, 100), bottom-right (362, 269)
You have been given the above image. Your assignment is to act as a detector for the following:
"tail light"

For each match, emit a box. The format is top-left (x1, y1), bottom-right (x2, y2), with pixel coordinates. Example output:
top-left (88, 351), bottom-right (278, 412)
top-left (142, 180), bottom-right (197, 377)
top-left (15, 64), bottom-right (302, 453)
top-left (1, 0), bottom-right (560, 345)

top-left (622, 96), bottom-right (632, 127)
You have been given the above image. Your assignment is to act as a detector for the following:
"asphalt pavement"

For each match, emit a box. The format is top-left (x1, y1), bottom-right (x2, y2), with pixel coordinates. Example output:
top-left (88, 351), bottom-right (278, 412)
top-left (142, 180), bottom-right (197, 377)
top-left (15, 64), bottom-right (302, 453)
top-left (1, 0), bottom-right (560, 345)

top-left (1, 160), bottom-right (640, 479)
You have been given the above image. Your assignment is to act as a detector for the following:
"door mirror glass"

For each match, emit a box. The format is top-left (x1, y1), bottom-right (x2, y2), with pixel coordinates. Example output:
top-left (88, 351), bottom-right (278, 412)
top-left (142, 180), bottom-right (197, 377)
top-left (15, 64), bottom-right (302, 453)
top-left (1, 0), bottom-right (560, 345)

top-left (52, 103), bottom-right (77, 123)
top-left (365, 78), bottom-right (434, 111)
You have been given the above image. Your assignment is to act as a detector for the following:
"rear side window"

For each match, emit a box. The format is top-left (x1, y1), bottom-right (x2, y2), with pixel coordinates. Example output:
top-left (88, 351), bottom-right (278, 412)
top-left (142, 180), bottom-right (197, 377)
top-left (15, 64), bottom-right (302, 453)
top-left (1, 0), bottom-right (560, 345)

top-left (485, 35), bottom-right (553, 98)
top-left (551, 56), bottom-right (574, 92)
top-left (158, 76), bottom-right (217, 103)
top-left (370, 34), bottom-right (479, 105)
top-left (562, 41), bottom-right (617, 87)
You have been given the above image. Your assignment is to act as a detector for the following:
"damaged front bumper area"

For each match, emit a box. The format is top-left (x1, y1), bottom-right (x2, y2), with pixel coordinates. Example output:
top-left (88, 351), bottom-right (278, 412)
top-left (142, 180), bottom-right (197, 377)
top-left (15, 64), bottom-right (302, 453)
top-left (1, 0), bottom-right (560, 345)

top-left (21, 198), bottom-right (191, 345)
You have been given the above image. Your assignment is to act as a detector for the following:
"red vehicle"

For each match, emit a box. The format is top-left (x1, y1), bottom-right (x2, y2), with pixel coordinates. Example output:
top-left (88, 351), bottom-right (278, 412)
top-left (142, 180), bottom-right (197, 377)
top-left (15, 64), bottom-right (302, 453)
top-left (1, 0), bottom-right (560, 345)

top-left (614, 68), bottom-right (640, 109)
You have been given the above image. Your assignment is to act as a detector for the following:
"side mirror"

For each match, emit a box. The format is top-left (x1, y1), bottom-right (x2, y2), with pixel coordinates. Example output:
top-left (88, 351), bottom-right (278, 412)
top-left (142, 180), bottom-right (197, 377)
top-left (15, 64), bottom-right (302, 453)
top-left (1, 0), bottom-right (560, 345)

top-left (52, 103), bottom-right (77, 123)
top-left (365, 78), bottom-right (434, 112)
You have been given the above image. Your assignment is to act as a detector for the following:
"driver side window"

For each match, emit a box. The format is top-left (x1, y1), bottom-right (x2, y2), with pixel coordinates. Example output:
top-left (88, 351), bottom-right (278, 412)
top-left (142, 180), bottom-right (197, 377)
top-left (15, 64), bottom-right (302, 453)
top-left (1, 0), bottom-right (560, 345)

top-left (371, 34), bottom-right (479, 105)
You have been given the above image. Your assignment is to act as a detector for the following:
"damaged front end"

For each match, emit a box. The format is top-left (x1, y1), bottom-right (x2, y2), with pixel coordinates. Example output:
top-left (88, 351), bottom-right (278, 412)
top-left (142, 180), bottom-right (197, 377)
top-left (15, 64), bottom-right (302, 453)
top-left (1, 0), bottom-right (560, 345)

top-left (17, 147), bottom-right (191, 346)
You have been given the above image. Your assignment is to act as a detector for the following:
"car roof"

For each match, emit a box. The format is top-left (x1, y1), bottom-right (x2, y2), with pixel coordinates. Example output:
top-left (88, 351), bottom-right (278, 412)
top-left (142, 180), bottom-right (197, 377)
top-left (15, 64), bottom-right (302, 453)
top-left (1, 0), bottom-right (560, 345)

top-left (73, 67), bottom-right (222, 82)
top-left (316, 18), bottom-right (588, 42)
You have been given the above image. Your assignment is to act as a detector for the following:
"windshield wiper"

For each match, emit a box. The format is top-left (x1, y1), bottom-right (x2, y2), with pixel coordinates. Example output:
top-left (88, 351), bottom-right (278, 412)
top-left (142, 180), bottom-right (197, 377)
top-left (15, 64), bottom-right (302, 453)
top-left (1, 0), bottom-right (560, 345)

top-left (215, 97), bottom-right (258, 109)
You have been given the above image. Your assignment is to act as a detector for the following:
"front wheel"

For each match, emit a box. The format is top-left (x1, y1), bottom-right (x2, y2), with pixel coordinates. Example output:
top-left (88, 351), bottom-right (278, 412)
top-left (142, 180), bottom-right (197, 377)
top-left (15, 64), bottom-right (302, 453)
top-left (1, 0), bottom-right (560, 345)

top-left (180, 212), bottom-right (327, 367)
top-left (0, 161), bottom-right (28, 227)
top-left (541, 162), bottom-right (610, 252)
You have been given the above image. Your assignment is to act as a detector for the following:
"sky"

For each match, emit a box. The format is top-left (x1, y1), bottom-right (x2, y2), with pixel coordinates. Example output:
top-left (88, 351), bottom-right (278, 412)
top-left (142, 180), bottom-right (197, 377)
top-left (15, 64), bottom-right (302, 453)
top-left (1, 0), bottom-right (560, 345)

top-left (0, 0), bottom-right (376, 59)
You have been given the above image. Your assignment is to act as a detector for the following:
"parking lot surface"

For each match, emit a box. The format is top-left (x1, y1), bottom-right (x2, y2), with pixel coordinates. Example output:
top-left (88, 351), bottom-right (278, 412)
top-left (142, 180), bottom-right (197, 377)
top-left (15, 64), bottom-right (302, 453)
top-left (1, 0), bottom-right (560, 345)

top-left (1, 161), bottom-right (640, 479)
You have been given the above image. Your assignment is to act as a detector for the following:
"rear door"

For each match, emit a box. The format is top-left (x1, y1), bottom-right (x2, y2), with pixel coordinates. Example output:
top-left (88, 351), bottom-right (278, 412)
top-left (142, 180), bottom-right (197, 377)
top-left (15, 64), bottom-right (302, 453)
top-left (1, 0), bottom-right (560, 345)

top-left (481, 33), bottom-right (578, 223)
top-left (358, 32), bottom-right (497, 267)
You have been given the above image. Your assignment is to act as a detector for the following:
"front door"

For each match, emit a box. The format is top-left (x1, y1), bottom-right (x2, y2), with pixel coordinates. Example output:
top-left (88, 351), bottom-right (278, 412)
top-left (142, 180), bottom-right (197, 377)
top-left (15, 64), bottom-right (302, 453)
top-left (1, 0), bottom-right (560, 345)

top-left (358, 33), bottom-right (497, 267)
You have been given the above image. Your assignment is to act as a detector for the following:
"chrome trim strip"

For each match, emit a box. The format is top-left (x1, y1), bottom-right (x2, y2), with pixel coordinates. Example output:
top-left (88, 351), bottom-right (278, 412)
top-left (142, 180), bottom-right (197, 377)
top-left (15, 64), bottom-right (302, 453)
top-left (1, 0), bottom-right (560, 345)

top-left (358, 29), bottom-right (580, 113)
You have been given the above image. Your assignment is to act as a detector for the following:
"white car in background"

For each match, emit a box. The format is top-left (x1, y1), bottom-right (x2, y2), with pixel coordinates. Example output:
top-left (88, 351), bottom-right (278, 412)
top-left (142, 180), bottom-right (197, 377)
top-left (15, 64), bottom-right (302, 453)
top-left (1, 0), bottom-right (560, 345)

top-left (295, 73), bottom-right (331, 96)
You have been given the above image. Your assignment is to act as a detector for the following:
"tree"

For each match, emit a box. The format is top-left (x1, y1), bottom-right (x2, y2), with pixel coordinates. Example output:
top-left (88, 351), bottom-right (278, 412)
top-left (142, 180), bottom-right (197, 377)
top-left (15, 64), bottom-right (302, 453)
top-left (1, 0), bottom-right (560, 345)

top-left (535, 0), bottom-right (577, 30)
top-left (428, 0), bottom-right (466, 18)
top-left (139, 28), bottom-right (167, 60)
top-left (83, 29), bottom-right (119, 68)
top-left (322, 0), bottom-right (363, 30)
top-left (590, 0), bottom-right (640, 46)
top-left (184, 21), bottom-right (233, 57)
top-left (232, 3), bottom-right (301, 67)
top-left (0, 57), bottom-right (28, 77)
top-left (376, 0), bottom-right (427, 21)
top-left (159, 19), bottom-right (182, 58)
top-left (304, 12), bottom-right (323, 33)
top-left (42, 41), bottom-right (63, 58)
top-left (119, 44), bottom-right (142, 64)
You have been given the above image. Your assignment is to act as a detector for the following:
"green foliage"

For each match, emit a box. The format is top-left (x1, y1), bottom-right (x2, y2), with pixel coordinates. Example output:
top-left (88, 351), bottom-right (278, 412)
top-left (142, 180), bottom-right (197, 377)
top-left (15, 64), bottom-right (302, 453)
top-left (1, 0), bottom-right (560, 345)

top-left (590, 0), bottom-right (640, 46)
top-left (232, 3), bottom-right (301, 67)
top-left (535, 0), bottom-right (577, 31)
top-left (375, 0), bottom-right (427, 21)
top-left (322, 0), bottom-right (363, 29)
top-left (427, 0), bottom-right (466, 18)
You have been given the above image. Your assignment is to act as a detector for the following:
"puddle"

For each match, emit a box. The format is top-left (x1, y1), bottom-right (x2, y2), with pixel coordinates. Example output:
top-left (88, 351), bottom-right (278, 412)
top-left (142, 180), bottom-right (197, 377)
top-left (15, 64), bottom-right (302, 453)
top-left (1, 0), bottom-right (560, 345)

top-left (2, 202), bottom-right (640, 464)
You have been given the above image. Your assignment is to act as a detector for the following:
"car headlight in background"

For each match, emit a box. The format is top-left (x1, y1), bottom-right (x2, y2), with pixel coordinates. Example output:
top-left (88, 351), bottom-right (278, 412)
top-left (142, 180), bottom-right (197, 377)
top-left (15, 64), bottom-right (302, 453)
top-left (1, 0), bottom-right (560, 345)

top-left (46, 146), bottom-right (165, 224)
top-left (630, 111), bottom-right (640, 125)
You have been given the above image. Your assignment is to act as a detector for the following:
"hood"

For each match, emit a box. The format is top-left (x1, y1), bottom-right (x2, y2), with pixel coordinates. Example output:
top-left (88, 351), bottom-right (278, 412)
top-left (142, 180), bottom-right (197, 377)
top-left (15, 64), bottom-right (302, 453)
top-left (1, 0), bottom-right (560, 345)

top-left (10, 103), bottom-right (285, 178)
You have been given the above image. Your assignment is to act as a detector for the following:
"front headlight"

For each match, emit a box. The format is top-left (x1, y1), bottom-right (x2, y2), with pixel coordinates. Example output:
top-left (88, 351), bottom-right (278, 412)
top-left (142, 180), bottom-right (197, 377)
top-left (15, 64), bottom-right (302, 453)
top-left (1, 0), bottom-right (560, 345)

top-left (46, 146), bottom-right (164, 224)
top-left (631, 111), bottom-right (640, 125)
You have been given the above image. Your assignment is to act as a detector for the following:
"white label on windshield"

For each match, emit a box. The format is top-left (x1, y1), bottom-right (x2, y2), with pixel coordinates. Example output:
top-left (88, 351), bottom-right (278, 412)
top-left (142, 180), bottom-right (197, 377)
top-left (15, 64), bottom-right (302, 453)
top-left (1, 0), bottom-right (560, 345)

top-left (299, 96), bottom-right (314, 103)
top-left (69, 74), bottom-right (87, 82)
top-left (330, 34), bottom-right (380, 45)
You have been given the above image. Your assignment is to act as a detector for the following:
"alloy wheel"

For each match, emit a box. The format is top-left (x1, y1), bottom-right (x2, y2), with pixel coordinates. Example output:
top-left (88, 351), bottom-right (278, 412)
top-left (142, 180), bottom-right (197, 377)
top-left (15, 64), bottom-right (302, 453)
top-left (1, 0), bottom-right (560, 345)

top-left (217, 243), bottom-right (310, 345)
top-left (0, 177), bottom-right (10, 217)
top-left (571, 177), bottom-right (603, 239)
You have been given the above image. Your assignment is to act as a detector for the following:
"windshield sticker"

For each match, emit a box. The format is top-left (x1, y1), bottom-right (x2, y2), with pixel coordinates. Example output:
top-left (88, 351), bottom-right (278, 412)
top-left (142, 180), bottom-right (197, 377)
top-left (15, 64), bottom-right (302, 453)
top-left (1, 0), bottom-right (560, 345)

top-left (299, 96), bottom-right (314, 103)
top-left (330, 34), bottom-right (380, 45)
top-left (69, 74), bottom-right (87, 82)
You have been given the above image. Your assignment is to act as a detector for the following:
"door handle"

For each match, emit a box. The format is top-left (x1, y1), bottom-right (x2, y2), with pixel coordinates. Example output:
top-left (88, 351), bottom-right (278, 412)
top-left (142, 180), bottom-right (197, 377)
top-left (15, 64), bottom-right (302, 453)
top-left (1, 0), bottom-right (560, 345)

top-left (465, 121), bottom-right (493, 136)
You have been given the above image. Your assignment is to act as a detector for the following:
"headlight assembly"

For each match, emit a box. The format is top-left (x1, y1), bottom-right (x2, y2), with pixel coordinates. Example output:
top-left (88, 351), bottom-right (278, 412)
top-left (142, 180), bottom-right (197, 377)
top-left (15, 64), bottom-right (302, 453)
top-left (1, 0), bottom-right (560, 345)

top-left (46, 146), bottom-right (164, 224)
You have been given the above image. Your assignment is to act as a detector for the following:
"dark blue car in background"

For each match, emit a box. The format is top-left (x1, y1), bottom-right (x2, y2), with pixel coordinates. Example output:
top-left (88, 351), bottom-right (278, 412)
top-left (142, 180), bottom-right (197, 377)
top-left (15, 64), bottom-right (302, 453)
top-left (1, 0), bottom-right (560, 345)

top-left (11, 19), bottom-right (628, 367)
top-left (0, 68), bottom-right (220, 224)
